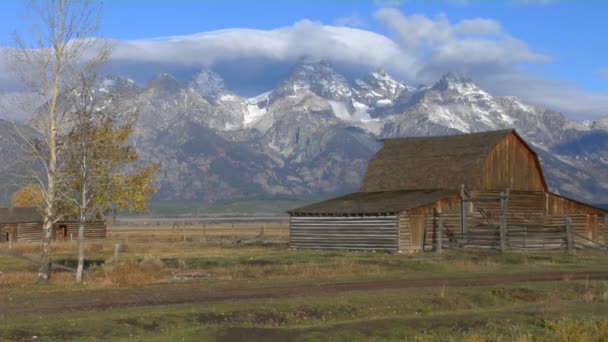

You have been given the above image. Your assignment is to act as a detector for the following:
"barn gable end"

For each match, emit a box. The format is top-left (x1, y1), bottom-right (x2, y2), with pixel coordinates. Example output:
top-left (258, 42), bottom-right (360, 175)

top-left (481, 131), bottom-right (547, 192)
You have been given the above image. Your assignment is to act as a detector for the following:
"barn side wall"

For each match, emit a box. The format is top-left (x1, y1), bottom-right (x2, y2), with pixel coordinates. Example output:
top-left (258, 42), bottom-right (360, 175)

top-left (59, 221), bottom-right (107, 241)
top-left (398, 196), bottom-right (461, 252)
top-left (481, 133), bottom-right (546, 192)
top-left (15, 221), bottom-right (107, 242)
top-left (290, 215), bottom-right (398, 251)
top-left (399, 191), bottom-right (605, 251)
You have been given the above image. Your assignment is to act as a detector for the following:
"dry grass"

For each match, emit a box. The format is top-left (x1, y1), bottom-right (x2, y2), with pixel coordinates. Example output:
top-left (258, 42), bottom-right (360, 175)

top-left (101, 255), bottom-right (168, 287)
top-left (203, 259), bottom-right (385, 281)
top-left (547, 318), bottom-right (608, 342)
top-left (107, 222), bottom-right (289, 243)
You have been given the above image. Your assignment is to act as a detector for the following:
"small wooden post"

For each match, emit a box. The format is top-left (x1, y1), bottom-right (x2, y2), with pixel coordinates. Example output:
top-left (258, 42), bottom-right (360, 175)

top-left (8, 232), bottom-right (12, 250)
top-left (203, 223), bottom-right (207, 237)
top-left (460, 184), bottom-right (466, 246)
top-left (437, 216), bottom-right (443, 253)
top-left (232, 223), bottom-right (236, 239)
top-left (114, 243), bottom-right (120, 258)
top-left (261, 223), bottom-right (266, 237)
top-left (566, 216), bottom-right (574, 254)
top-left (499, 192), bottom-right (506, 253)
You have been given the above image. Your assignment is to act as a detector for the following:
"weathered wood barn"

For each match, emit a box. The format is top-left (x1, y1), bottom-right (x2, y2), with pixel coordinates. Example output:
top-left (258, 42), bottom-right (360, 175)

top-left (289, 130), bottom-right (607, 252)
top-left (0, 207), bottom-right (106, 243)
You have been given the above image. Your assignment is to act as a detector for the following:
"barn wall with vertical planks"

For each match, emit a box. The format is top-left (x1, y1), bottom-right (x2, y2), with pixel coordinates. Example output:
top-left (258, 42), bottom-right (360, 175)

top-left (481, 133), bottom-right (546, 192)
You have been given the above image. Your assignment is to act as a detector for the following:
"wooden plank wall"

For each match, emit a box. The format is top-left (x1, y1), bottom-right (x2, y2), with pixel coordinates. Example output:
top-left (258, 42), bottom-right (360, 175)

top-left (290, 215), bottom-right (398, 251)
top-left (546, 193), bottom-right (605, 215)
top-left (14, 221), bottom-right (107, 242)
top-left (60, 221), bottom-right (107, 241)
top-left (16, 223), bottom-right (44, 242)
top-left (397, 213), bottom-right (411, 251)
top-left (403, 190), bottom-right (606, 252)
top-left (398, 197), bottom-right (460, 252)
top-left (481, 133), bottom-right (546, 192)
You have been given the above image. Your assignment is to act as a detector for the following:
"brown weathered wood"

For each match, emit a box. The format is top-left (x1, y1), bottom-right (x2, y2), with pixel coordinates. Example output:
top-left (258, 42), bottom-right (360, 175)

top-left (573, 232), bottom-right (608, 250)
top-left (460, 184), bottom-right (466, 245)
top-left (436, 216), bottom-right (443, 253)
top-left (499, 192), bottom-right (507, 253)
top-left (566, 217), bottom-right (574, 254)
top-left (482, 132), bottom-right (546, 192)
top-left (288, 130), bottom-right (606, 253)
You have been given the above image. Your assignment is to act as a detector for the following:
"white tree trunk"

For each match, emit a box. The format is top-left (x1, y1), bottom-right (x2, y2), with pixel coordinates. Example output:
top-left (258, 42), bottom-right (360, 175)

top-left (75, 215), bottom-right (85, 283)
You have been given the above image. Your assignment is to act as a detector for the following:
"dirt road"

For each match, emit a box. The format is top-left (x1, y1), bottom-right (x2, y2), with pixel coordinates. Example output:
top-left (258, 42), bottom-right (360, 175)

top-left (1, 270), bottom-right (607, 317)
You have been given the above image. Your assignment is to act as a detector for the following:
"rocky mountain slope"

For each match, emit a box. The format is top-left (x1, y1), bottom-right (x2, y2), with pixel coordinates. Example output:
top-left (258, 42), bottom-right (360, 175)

top-left (2, 59), bottom-right (608, 205)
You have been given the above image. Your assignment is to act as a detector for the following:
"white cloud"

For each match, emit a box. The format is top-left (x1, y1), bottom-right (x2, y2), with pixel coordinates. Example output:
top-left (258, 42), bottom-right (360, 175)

top-left (334, 13), bottom-right (366, 28)
top-left (108, 20), bottom-right (414, 77)
top-left (374, 8), bottom-right (548, 66)
top-left (372, 8), bottom-right (608, 119)
top-left (0, 8), bottom-right (606, 120)
top-left (454, 18), bottom-right (502, 35)
top-left (596, 68), bottom-right (608, 79)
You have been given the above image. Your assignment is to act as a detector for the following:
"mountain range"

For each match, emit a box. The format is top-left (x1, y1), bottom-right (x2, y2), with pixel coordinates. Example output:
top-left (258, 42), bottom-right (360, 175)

top-left (2, 58), bottom-right (608, 206)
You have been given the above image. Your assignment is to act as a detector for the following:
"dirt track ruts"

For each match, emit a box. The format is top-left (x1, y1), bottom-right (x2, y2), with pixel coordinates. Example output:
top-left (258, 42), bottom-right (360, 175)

top-left (1, 270), bottom-right (607, 318)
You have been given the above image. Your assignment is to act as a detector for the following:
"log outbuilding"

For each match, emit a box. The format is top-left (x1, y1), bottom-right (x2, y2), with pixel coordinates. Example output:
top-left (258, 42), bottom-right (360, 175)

top-left (0, 207), bottom-right (106, 243)
top-left (289, 130), bottom-right (607, 252)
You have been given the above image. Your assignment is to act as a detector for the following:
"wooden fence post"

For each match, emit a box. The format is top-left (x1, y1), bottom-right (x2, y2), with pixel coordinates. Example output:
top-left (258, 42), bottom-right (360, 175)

top-left (437, 216), bottom-right (443, 253)
top-left (114, 243), bottom-right (120, 259)
top-left (565, 216), bottom-right (574, 254)
top-left (460, 184), bottom-right (466, 245)
top-left (8, 232), bottom-right (12, 250)
top-left (499, 192), bottom-right (506, 253)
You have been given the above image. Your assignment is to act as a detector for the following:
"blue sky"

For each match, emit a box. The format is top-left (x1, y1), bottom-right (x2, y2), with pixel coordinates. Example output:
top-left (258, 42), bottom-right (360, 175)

top-left (0, 0), bottom-right (607, 118)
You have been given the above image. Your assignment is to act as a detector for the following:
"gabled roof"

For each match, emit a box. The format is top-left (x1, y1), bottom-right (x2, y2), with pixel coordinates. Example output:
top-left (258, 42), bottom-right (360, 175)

top-left (0, 207), bottom-right (42, 224)
top-left (360, 129), bottom-right (546, 192)
top-left (289, 189), bottom-right (458, 215)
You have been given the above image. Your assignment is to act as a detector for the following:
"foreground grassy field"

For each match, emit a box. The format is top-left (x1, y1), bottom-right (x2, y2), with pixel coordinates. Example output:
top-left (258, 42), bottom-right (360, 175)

top-left (0, 223), bottom-right (607, 341)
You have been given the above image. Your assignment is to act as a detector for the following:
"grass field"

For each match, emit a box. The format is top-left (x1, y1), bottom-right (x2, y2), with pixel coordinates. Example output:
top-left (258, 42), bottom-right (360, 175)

top-left (1, 222), bottom-right (607, 341)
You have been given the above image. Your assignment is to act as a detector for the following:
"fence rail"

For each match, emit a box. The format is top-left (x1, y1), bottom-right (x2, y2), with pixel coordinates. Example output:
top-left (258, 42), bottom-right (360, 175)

top-left (428, 217), bottom-right (606, 253)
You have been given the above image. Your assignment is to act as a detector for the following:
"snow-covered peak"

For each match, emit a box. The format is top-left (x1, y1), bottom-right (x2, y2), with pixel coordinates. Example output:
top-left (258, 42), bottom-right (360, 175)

top-left (189, 68), bottom-right (230, 102)
top-left (95, 74), bottom-right (138, 94)
top-left (353, 69), bottom-right (407, 106)
top-left (592, 115), bottom-right (608, 131)
top-left (432, 72), bottom-right (478, 92)
top-left (279, 58), bottom-right (352, 101)
top-left (145, 73), bottom-right (182, 94)
top-left (244, 91), bottom-right (272, 127)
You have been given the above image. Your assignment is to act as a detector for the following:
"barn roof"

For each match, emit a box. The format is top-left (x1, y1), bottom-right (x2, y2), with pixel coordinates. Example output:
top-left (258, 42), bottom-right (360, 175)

top-left (289, 189), bottom-right (458, 215)
top-left (0, 207), bottom-right (42, 224)
top-left (360, 129), bottom-right (541, 192)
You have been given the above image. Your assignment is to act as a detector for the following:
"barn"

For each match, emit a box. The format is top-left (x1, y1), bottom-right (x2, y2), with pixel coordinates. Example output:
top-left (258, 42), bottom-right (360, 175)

top-left (0, 207), bottom-right (106, 243)
top-left (288, 129), bottom-right (607, 252)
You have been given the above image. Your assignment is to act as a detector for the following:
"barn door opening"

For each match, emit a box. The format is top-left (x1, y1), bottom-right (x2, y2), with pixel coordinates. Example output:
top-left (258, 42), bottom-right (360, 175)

top-left (56, 224), bottom-right (68, 241)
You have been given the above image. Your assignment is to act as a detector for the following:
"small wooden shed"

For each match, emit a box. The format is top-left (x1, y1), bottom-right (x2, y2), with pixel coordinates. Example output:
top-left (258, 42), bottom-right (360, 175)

top-left (0, 207), bottom-right (106, 243)
top-left (289, 130), bottom-right (607, 252)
